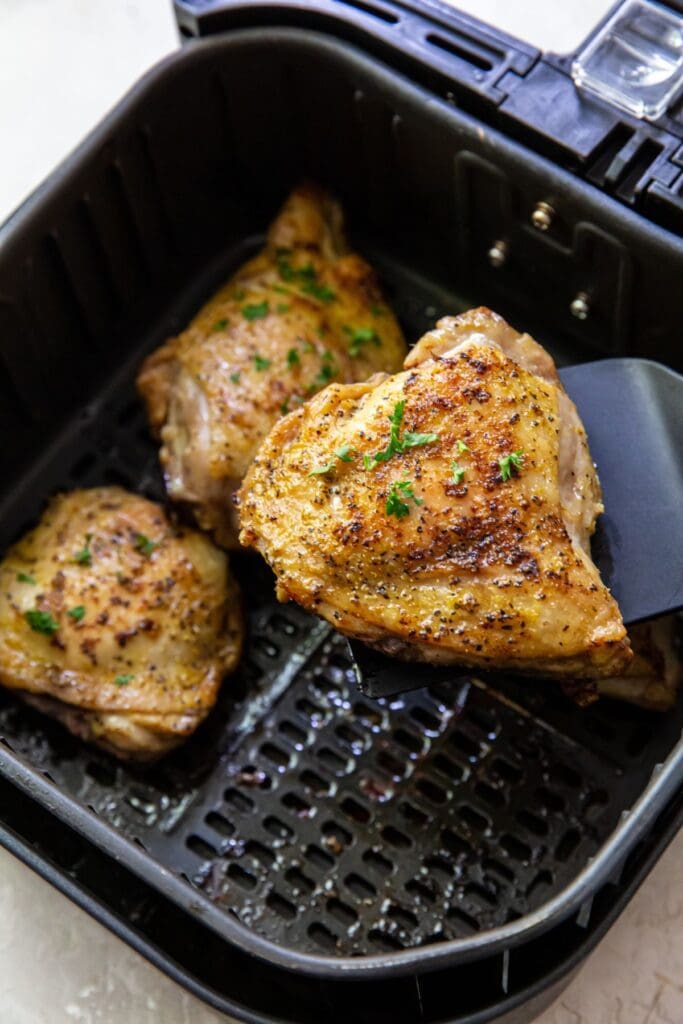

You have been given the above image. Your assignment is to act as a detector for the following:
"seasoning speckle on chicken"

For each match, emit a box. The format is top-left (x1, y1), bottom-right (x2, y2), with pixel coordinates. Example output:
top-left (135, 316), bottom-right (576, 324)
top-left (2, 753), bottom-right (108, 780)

top-left (0, 487), bottom-right (242, 760)
top-left (238, 308), bottom-right (631, 681)
top-left (137, 182), bottom-right (406, 548)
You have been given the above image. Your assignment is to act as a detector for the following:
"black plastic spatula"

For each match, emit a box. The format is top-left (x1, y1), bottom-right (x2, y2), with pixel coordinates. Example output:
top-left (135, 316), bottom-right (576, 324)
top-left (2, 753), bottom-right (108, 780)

top-left (350, 357), bottom-right (683, 699)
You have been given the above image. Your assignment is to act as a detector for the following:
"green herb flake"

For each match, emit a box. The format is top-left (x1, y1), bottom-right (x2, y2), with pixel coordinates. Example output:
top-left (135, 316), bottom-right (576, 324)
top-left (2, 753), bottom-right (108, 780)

top-left (335, 444), bottom-right (355, 463)
top-left (386, 479), bottom-right (423, 519)
top-left (230, 371), bottom-right (241, 384)
top-left (253, 354), bottom-right (272, 371)
top-left (74, 534), bottom-right (93, 566)
top-left (25, 609), bottom-right (59, 636)
top-left (499, 450), bottom-right (525, 482)
top-left (286, 347), bottom-right (300, 369)
top-left (134, 533), bottom-right (157, 557)
top-left (344, 325), bottom-right (381, 358)
top-left (301, 280), bottom-right (336, 303)
top-left (232, 288), bottom-right (246, 301)
top-left (280, 399), bottom-right (290, 415)
top-left (309, 460), bottom-right (336, 477)
top-left (309, 443), bottom-right (355, 477)
top-left (276, 251), bottom-right (317, 286)
top-left (67, 605), bottom-right (86, 622)
top-left (456, 439), bottom-right (470, 453)
top-left (272, 284), bottom-right (290, 295)
top-left (301, 340), bottom-right (315, 354)
top-left (114, 674), bottom-right (134, 687)
top-left (16, 572), bottom-right (36, 585)
top-left (371, 305), bottom-right (386, 317)
top-left (242, 300), bottom-right (269, 321)
top-left (364, 400), bottom-right (439, 470)
top-left (451, 461), bottom-right (466, 485)
top-left (276, 303), bottom-right (290, 314)
top-left (212, 318), bottom-right (228, 332)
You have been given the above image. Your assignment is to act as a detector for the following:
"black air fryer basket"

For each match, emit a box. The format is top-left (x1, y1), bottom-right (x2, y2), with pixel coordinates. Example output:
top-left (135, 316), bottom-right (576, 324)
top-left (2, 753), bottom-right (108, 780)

top-left (1, 2), bottom-right (683, 1021)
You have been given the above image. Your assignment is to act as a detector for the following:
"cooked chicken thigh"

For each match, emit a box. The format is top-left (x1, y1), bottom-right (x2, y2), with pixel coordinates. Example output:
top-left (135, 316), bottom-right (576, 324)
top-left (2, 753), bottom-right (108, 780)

top-left (239, 308), bottom-right (631, 680)
top-left (138, 183), bottom-right (406, 548)
top-left (0, 487), bottom-right (242, 760)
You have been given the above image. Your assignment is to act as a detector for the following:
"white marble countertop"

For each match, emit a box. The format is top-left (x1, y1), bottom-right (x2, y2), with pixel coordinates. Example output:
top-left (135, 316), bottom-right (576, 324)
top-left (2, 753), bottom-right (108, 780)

top-left (1, 2), bottom-right (681, 1022)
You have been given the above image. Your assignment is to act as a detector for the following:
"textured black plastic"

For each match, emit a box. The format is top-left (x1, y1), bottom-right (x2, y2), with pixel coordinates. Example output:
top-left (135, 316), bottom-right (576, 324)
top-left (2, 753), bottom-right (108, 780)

top-left (2, 763), bottom-right (683, 1024)
top-left (175, 0), bottom-right (683, 236)
top-left (0, 22), bottom-right (683, 1024)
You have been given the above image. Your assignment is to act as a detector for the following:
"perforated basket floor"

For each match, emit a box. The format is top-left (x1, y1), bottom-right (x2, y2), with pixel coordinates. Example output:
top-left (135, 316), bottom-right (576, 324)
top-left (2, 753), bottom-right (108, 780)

top-left (0, 240), bottom-right (681, 962)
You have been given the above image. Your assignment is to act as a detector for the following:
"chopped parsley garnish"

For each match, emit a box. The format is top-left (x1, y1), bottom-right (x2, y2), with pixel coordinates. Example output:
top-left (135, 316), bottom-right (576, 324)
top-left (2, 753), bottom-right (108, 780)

top-left (344, 325), bottom-right (381, 358)
top-left (280, 399), bottom-right (290, 414)
top-left (276, 249), bottom-right (316, 284)
top-left (114, 674), bottom-right (134, 687)
top-left (309, 460), bottom-right (336, 477)
top-left (301, 280), bottom-right (336, 303)
top-left (272, 284), bottom-right (290, 295)
top-left (308, 444), bottom-right (355, 477)
top-left (363, 400), bottom-right (439, 470)
top-left (499, 450), bottom-right (525, 482)
top-left (212, 318), bottom-right (228, 332)
top-left (67, 605), bottom-right (86, 622)
top-left (275, 250), bottom-right (335, 302)
top-left (309, 350), bottom-right (337, 391)
top-left (134, 533), bottom-right (157, 557)
top-left (386, 479), bottom-right (423, 519)
top-left (253, 354), bottom-right (272, 371)
top-left (371, 305), bottom-right (386, 317)
top-left (242, 301), bottom-right (269, 321)
top-left (456, 439), bottom-right (470, 453)
top-left (16, 572), bottom-right (36, 584)
top-left (230, 371), bottom-right (241, 384)
top-left (276, 303), bottom-right (290, 314)
top-left (286, 347), bottom-right (300, 369)
top-left (336, 444), bottom-right (355, 463)
top-left (25, 609), bottom-right (59, 636)
top-left (451, 461), bottom-right (466, 484)
top-left (74, 534), bottom-right (93, 566)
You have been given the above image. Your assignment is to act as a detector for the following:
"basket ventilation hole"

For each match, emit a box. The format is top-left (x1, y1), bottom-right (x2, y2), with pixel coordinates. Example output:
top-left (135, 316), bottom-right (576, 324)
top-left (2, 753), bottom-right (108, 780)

top-left (300, 769), bottom-right (329, 795)
top-left (266, 891), bottom-right (297, 920)
top-left (327, 898), bottom-right (358, 927)
top-left (285, 867), bottom-right (315, 893)
top-left (227, 863), bottom-right (258, 890)
top-left (399, 801), bottom-right (430, 828)
top-left (263, 815), bottom-right (294, 841)
top-left (186, 835), bottom-right (218, 859)
top-left (362, 848), bottom-right (393, 875)
top-left (205, 811), bottom-right (235, 838)
top-left (345, 872), bottom-right (377, 899)
top-left (308, 922), bottom-right (339, 951)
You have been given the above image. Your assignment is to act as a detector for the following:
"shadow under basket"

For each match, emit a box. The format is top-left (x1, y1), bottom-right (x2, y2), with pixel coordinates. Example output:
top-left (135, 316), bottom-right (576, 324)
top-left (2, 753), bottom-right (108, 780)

top-left (0, 12), bottom-right (682, 1024)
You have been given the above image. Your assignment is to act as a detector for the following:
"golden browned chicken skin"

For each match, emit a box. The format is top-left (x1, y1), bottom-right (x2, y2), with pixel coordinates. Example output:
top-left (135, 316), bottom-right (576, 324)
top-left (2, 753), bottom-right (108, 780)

top-left (0, 487), bottom-right (242, 760)
top-left (239, 308), bottom-right (631, 680)
top-left (137, 182), bottom-right (406, 547)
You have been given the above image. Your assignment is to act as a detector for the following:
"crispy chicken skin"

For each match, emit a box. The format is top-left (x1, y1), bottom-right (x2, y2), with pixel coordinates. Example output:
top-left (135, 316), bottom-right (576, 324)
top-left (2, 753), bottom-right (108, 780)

top-left (0, 488), bottom-right (242, 760)
top-left (137, 182), bottom-right (406, 548)
top-left (239, 308), bottom-right (631, 680)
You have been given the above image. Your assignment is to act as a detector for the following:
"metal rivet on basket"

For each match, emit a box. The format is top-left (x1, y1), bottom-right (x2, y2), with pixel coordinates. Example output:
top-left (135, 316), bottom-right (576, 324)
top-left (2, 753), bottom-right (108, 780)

top-left (570, 291), bottom-right (591, 320)
top-left (531, 201), bottom-right (554, 231)
top-left (487, 240), bottom-right (508, 268)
